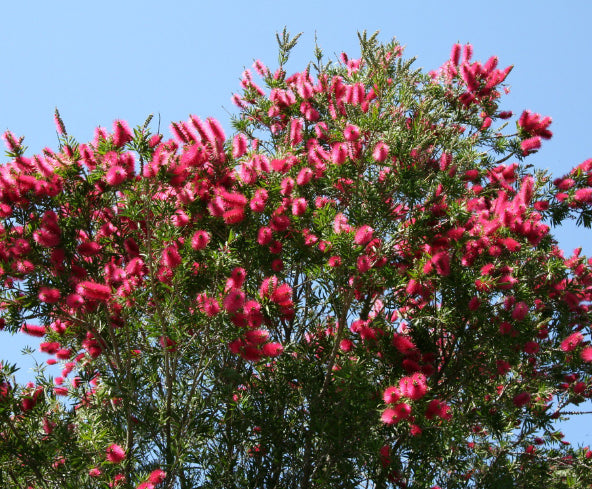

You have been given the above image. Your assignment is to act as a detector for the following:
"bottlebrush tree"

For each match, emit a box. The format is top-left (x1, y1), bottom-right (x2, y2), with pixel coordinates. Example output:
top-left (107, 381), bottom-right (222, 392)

top-left (1, 30), bottom-right (592, 488)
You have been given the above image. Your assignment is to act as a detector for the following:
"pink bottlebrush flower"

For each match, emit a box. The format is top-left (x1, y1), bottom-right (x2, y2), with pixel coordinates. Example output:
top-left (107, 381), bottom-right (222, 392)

top-left (89, 467), bottom-right (102, 477)
top-left (289, 118), bottom-right (303, 146)
top-left (381, 407), bottom-right (399, 425)
top-left (191, 230), bottom-right (210, 251)
top-left (105, 165), bottom-right (128, 186)
top-left (291, 197), bottom-right (307, 216)
top-left (21, 323), bottom-right (46, 337)
top-left (54, 108), bottom-right (66, 135)
top-left (372, 142), bottom-right (389, 162)
top-left (38, 287), bottom-right (61, 304)
top-left (554, 178), bottom-right (575, 191)
top-left (356, 255), bottom-right (371, 273)
top-left (354, 225), bottom-right (374, 246)
top-left (450, 43), bottom-right (462, 65)
top-left (560, 332), bottom-right (584, 352)
top-left (106, 444), bottom-right (126, 464)
top-left (520, 136), bottom-right (541, 155)
top-left (246, 329), bottom-right (270, 345)
top-left (580, 346), bottom-right (592, 362)
top-left (148, 469), bottom-right (167, 484)
top-left (574, 188), bottom-right (592, 203)
top-left (383, 386), bottom-right (401, 404)
top-left (512, 301), bottom-right (528, 321)
top-left (2, 130), bottom-right (21, 152)
top-left (328, 256), bottom-right (342, 267)
top-left (512, 392), bottom-right (531, 408)
top-left (257, 226), bottom-right (273, 246)
top-left (112, 120), bottom-right (133, 148)
top-left (296, 167), bottom-right (314, 186)
top-left (76, 281), bottom-right (112, 302)
top-left (180, 143), bottom-right (208, 168)
top-left (399, 373), bottom-right (428, 400)
top-left (66, 293), bottom-right (85, 309)
top-left (392, 334), bottom-right (416, 353)
top-left (33, 229), bottom-right (61, 248)
top-left (270, 215), bottom-right (290, 232)
top-left (223, 207), bottom-right (245, 224)
top-left (271, 283), bottom-right (292, 305)
top-left (232, 133), bottom-right (248, 158)
top-left (331, 142), bottom-right (349, 165)
top-left (77, 241), bottom-right (102, 257)
top-left (159, 336), bottom-right (177, 352)
top-left (280, 177), bottom-right (295, 196)
top-left (431, 251), bottom-right (450, 276)
top-left (406, 279), bottom-right (421, 296)
top-left (54, 386), bottom-right (68, 396)
top-left (261, 342), bottom-right (284, 358)
top-left (223, 289), bottom-right (246, 313)
top-left (203, 297), bottom-right (221, 317)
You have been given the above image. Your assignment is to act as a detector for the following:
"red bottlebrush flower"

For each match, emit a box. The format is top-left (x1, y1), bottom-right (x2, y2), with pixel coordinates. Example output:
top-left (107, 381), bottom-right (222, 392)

top-left (105, 165), bottom-right (128, 186)
top-left (574, 188), bottom-right (592, 203)
top-left (38, 287), bottom-right (61, 304)
top-left (149, 469), bottom-right (167, 484)
top-left (581, 346), bottom-right (592, 362)
top-left (112, 120), bottom-right (133, 148)
top-left (88, 468), bottom-right (102, 477)
top-left (512, 301), bottom-right (528, 321)
top-left (21, 323), bottom-right (46, 337)
top-left (106, 444), bottom-right (126, 463)
top-left (560, 332), bottom-right (583, 352)
top-left (77, 241), bottom-right (102, 257)
top-left (354, 225), bottom-right (374, 246)
top-left (383, 386), bottom-right (401, 404)
top-left (76, 281), bottom-right (112, 302)
top-left (191, 230), bottom-right (210, 250)
top-left (520, 136), bottom-right (541, 155)
top-left (512, 392), bottom-right (531, 408)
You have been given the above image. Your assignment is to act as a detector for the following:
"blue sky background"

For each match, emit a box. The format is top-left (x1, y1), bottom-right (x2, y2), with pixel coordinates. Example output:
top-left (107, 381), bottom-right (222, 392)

top-left (1, 0), bottom-right (591, 445)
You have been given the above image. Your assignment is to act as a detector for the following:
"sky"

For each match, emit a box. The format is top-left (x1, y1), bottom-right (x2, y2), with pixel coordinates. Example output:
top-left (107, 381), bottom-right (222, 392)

top-left (1, 0), bottom-right (592, 445)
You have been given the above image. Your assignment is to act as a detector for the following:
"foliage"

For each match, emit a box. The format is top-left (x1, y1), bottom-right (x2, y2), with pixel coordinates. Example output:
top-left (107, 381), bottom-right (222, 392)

top-left (1, 31), bottom-right (592, 488)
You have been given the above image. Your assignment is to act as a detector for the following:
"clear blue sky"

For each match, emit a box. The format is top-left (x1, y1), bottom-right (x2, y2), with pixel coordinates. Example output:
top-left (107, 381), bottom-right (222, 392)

top-left (1, 0), bottom-right (591, 445)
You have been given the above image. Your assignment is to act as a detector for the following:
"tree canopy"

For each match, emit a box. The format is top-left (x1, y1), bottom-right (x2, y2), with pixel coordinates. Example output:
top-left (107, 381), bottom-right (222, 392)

top-left (1, 31), bottom-right (592, 488)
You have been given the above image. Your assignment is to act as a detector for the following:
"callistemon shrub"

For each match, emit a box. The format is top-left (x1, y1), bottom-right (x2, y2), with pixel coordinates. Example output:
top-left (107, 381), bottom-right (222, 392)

top-left (1, 31), bottom-right (592, 489)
